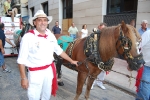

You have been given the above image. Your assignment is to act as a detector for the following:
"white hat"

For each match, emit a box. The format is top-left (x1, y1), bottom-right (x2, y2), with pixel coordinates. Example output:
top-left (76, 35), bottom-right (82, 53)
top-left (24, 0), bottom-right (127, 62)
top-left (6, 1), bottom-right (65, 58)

top-left (29, 10), bottom-right (52, 26)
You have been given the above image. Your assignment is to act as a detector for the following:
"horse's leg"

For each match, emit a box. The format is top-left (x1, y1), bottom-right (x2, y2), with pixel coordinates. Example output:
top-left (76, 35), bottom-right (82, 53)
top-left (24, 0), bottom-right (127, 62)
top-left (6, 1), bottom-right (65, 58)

top-left (74, 72), bottom-right (88, 100)
top-left (84, 76), bottom-right (95, 99)
top-left (56, 57), bottom-right (64, 86)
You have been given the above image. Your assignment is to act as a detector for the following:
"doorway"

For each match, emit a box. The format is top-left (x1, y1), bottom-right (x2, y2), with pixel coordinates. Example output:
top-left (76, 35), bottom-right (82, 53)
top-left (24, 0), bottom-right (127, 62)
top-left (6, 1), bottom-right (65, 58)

top-left (62, 0), bottom-right (73, 35)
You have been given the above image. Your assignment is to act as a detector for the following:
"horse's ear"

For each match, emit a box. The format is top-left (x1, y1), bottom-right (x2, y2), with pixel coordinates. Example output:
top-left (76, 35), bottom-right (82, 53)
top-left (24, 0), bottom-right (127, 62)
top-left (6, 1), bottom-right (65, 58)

top-left (121, 21), bottom-right (128, 32)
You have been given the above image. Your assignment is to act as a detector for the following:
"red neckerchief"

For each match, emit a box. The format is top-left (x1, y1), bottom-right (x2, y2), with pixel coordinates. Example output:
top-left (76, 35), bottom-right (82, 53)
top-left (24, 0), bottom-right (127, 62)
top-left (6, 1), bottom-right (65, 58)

top-left (27, 30), bottom-right (48, 39)
top-left (37, 34), bottom-right (48, 39)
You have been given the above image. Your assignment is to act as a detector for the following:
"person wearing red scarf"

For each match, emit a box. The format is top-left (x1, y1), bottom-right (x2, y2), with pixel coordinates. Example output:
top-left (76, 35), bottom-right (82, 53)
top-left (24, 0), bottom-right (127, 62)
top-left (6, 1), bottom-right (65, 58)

top-left (17, 10), bottom-right (78, 100)
top-left (135, 30), bottom-right (150, 100)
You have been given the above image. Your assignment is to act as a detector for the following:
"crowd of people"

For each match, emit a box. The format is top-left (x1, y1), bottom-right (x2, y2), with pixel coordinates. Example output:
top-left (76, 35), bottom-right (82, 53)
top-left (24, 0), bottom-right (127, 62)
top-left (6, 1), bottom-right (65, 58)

top-left (0, 8), bottom-right (150, 100)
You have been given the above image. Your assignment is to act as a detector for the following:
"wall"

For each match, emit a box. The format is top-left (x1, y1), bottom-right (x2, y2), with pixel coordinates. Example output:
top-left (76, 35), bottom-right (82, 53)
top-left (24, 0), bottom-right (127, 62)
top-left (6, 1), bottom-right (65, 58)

top-left (48, 0), bottom-right (60, 30)
top-left (136, 0), bottom-right (150, 30)
top-left (73, 0), bottom-right (105, 33)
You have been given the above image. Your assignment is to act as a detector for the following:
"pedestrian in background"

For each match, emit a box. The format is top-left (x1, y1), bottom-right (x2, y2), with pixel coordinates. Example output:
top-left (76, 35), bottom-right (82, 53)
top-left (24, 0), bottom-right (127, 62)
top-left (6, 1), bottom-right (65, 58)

top-left (52, 21), bottom-right (61, 34)
top-left (91, 22), bottom-right (107, 90)
top-left (17, 10), bottom-right (78, 100)
top-left (68, 22), bottom-right (79, 40)
top-left (80, 24), bottom-right (88, 39)
top-left (138, 20), bottom-right (150, 36)
top-left (135, 30), bottom-right (150, 100)
top-left (130, 19), bottom-right (136, 27)
top-left (0, 22), bottom-right (15, 73)
top-left (4, 0), bottom-right (21, 26)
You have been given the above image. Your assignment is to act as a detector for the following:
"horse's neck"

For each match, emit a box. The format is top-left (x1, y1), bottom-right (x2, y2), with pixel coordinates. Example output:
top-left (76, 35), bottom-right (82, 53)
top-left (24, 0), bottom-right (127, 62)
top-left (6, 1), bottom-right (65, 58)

top-left (99, 28), bottom-right (118, 62)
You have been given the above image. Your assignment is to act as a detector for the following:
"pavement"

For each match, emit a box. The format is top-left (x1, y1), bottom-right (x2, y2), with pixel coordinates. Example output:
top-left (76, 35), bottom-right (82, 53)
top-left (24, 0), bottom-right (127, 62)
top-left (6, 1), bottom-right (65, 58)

top-left (0, 57), bottom-right (136, 100)
top-left (104, 58), bottom-right (137, 95)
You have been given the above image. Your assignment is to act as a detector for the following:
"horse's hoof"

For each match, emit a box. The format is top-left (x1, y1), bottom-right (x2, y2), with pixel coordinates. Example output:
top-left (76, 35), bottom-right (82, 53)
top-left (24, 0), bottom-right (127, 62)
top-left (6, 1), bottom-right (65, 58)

top-left (58, 81), bottom-right (64, 86)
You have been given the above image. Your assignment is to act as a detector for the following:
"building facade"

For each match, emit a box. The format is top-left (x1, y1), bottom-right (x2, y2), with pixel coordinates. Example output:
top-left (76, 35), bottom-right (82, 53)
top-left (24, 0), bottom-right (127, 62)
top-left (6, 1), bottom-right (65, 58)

top-left (27, 0), bottom-right (150, 34)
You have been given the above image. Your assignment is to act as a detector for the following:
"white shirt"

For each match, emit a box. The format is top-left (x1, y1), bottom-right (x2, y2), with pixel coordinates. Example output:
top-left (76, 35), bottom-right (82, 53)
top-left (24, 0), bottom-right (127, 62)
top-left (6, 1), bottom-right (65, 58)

top-left (17, 29), bottom-right (63, 67)
top-left (141, 30), bottom-right (150, 67)
top-left (81, 29), bottom-right (88, 38)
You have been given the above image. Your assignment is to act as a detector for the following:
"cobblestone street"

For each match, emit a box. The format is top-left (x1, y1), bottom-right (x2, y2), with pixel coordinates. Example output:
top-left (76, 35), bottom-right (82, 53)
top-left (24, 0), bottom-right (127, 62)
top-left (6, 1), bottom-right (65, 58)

top-left (0, 57), bottom-right (135, 100)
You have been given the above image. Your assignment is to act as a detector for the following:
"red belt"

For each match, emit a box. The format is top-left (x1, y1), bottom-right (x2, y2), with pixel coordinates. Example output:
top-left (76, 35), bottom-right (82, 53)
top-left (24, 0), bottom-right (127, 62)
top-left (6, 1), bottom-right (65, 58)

top-left (28, 64), bottom-right (51, 71)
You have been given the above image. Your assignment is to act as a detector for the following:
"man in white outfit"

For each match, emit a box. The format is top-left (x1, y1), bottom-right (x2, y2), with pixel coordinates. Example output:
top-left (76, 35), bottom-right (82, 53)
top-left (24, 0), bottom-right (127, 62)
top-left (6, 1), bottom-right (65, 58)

top-left (17, 10), bottom-right (78, 100)
top-left (91, 22), bottom-right (107, 90)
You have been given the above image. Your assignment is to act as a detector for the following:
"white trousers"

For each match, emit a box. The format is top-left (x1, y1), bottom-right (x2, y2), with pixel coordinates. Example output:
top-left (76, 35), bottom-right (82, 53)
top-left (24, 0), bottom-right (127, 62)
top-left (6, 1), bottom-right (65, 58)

top-left (97, 70), bottom-right (106, 81)
top-left (27, 66), bottom-right (53, 100)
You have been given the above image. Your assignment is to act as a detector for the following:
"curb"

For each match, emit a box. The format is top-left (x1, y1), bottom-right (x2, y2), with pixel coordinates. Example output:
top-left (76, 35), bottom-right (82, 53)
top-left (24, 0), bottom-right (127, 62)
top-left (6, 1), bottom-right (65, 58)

top-left (105, 79), bottom-right (136, 97)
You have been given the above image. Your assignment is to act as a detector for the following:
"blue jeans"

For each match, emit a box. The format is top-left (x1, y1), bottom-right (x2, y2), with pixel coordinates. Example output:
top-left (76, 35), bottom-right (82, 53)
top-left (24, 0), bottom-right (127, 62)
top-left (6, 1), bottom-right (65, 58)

top-left (0, 52), bottom-right (4, 67)
top-left (70, 34), bottom-right (76, 40)
top-left (136, 65), bottom-right (150, 100)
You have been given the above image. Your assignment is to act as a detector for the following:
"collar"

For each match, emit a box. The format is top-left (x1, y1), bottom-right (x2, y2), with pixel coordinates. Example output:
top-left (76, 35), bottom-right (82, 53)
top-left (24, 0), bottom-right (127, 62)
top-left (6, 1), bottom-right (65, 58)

top-left (28, 29), bottom-right (48, 39)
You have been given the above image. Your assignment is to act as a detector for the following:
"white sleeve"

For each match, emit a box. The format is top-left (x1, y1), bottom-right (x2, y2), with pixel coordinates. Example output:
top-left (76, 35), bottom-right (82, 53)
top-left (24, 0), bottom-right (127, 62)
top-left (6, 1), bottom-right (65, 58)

top-left (48, 30), bottom-right (63, 55)
top-left (141, 30), bottom-right (150, 47)
top-left (17, 34), bottom-right (30, 64)
top-left (68, 27), bottom-right (71, 32)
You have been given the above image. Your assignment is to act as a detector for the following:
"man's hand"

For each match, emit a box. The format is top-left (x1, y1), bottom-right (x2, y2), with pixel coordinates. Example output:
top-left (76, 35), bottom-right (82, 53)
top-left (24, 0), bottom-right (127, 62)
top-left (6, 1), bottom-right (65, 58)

top-left (12, 44), bottom-right (16, 48)
top-left (21, 78), bottom-right (29, 90)
top-left (127, 66), bottom-right (133, 71)
top-left (1, 48), bottom-right (5, 54)
top-left (70, 60), bottom-right (79, 67)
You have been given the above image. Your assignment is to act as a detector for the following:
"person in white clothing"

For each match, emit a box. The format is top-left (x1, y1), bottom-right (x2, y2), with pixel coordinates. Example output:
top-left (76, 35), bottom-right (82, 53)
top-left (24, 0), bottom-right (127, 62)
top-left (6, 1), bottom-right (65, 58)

top-left (17, 10), bottom-right (78, 100)
top-left (91, 22), bottom-right (107, 90)
top-left (135, 30), bottom-right (150, 100)
top-left (81, 24), bottom-right (88, 39)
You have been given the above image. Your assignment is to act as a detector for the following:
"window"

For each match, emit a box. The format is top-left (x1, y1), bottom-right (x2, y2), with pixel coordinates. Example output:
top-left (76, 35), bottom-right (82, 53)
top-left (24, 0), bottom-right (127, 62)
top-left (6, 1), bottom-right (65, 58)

top-left (30, 7), bottom-right (34, 17)
top-left (107, 0), bottom-right (137, 14)
top-left (63, 0), bottom-right (73, 19)
top-left (42, 2), bottom-right (48, 16)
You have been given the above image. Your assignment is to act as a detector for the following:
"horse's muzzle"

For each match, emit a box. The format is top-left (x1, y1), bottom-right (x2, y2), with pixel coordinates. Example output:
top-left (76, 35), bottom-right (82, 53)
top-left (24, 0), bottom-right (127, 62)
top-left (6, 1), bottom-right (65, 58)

top-left (127, 53), bottom-right (145, 70)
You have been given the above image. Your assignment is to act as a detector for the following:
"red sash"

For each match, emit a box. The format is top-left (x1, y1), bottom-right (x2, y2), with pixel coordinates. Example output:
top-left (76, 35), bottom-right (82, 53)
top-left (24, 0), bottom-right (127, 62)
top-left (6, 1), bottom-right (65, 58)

top-left (135, 66), bottom-right (144, 92)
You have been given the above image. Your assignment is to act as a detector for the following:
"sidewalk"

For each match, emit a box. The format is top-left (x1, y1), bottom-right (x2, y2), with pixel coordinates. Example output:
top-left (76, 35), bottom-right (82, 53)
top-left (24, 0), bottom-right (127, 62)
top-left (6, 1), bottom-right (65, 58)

top-left (105, 58), bottom-right (137, 95)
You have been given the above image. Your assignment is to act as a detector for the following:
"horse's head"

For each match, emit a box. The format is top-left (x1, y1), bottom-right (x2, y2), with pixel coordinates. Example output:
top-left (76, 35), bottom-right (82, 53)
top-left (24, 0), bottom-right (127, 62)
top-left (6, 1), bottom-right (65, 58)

top-left (116, 21), bottom-right (145, 70)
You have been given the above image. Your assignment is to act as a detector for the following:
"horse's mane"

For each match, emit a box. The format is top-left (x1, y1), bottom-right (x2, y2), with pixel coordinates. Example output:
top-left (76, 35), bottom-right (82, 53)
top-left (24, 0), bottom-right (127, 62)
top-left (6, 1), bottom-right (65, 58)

top-left (99, 26), bottom-right (118, 62)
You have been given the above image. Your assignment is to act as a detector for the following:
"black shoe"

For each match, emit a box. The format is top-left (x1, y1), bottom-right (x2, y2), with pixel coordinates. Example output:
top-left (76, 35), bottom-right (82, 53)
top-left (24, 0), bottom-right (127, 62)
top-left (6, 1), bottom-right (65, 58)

top-left (58, 81), bottom-right (64, 86)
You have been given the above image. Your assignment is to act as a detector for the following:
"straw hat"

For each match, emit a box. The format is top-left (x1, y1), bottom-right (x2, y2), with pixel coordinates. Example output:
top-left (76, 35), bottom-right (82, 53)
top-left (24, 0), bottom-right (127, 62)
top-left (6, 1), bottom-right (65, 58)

top-left (29, 10), bottom-right (52, 26)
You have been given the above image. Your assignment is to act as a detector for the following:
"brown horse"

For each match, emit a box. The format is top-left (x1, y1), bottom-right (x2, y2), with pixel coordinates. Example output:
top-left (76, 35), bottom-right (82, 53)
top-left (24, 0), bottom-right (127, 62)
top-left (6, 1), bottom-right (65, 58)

top-left (54, 21), bottom-right (144, 100)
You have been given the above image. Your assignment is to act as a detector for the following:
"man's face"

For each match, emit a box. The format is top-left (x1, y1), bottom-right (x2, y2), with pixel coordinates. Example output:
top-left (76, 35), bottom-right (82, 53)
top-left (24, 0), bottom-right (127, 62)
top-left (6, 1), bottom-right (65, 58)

top-left (33, 17), bottom-right (48, 33)
top-left (141, 22), bottom-right (148, 29)
top-left (55, 22), bottom-right (59, 26)
top-left (72, 23), bottom-right (75, 27)
top-left (7, 0), bottom-right (11, 3)
top-left (98, 25), bottom-right (105, 30)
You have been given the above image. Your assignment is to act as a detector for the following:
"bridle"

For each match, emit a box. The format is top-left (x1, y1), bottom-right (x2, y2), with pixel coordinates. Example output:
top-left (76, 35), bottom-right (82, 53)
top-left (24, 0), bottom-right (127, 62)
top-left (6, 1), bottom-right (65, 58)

top-left (116, 27), bottom-right (145, 70)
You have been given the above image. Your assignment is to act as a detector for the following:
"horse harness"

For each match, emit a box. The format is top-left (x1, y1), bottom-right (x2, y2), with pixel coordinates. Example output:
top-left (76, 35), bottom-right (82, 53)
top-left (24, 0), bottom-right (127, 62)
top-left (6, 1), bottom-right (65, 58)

top-left (116, 27), bottom-right (145, 70)
top-left (66, 30), bottom-right (114, 72)
top-left (83, 31), bottom-right (114, 71)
